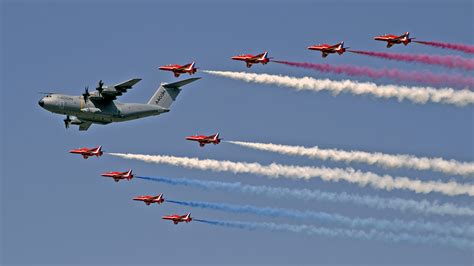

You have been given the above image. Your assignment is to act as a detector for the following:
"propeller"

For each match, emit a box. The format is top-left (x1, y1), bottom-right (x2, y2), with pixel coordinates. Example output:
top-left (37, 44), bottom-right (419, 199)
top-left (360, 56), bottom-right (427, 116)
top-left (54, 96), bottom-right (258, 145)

top-left (82, 86), bottom-right (90, 102)
top-left (96, 80), bottom-right (104, 93)
top-left (63, 115), bottom-right (71, 129)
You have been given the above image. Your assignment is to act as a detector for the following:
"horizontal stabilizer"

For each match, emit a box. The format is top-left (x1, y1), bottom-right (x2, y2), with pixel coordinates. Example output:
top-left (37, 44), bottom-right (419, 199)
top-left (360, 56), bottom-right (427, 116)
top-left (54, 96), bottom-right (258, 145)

top-left (163, 77), bottom-right (201, 89)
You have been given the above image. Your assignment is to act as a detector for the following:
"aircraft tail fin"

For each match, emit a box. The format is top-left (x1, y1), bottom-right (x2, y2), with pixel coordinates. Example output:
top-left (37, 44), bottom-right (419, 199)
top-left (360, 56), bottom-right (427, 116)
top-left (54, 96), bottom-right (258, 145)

top-left (147, 77), bottom-right (201, 109)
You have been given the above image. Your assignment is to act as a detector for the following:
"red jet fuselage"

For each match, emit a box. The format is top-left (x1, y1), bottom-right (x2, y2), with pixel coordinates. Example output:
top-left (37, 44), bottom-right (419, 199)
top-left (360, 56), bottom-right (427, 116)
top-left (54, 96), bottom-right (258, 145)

top-left (159, 62), bottom-right (197, 77)
top-left (374, 32), bottom-right (413, 48)
top-left (186, 133), bottom-right (221, 147)
top-left (133, 193), bottom-right (164, 206)
top-left (101, 169), bottom-right (133, 182)
top-left (162, 213), bottom-right (192, 225)
top-left (231, 51), bottom-right (270, 68)
top-left (307, 42), bottom-right (347, 58)
top-left (69, 145), bottom-right (103, 159)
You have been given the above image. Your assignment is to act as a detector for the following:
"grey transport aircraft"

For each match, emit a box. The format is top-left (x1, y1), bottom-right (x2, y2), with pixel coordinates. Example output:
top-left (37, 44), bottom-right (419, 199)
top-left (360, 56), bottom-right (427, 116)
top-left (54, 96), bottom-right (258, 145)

top-left (38, 77), bottom-right (200, 131)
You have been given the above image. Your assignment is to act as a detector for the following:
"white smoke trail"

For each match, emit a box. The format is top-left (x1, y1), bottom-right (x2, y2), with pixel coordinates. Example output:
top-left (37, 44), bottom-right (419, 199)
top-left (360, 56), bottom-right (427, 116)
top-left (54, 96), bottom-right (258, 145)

top-left (227, 141), bottom-right (474, 177)
top-left (109, 153), bottom-right (474, 197)
top-left (202, 70), bottom-right (474, 107)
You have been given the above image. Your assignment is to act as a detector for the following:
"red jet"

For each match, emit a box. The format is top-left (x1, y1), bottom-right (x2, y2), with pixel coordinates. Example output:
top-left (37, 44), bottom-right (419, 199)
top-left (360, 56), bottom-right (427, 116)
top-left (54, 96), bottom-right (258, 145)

top-left (374, 32), bottom-right (414, 48)
top-left (69, 145), bottom-right (103, 159)
top-left (231, 51), bottom-right (270, 68)
top-left (101, 169), bottom-right (133, 182)
top-left (308, 41), bottom-right (348, 58)
top-left (159, 62), bottom-right (197, 77)
top-left (186, 133), bottom-right (221, 147)
top-left (133, 193), bottom-right (164, 206)
top-left (162, 212), bottom-right (192, 225)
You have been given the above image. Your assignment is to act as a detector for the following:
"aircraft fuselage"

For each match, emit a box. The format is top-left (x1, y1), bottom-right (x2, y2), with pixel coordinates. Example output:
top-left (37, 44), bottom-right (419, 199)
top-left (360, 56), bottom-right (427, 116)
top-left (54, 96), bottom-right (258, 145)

top-left (39, 94), bottom-right (168, 124)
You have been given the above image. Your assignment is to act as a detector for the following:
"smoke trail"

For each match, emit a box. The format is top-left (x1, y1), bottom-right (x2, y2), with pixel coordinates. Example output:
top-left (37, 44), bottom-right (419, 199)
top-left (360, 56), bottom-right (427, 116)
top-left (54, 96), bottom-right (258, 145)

top-left (167, 199), bottom-right (474, 238)
top-left (136, 176), bottom-right (474, 217)
top-left (202, 70), bottom-right (474, 107)
top-left (227, 141), bottom-right (474, 177)
top-left (194, 219), bottom-right (473, 250)
top-left (414, 41), bottom-right (474, 54)
top-left (272, 60), bottom-right (474, 89)
top-left (349, 50), bottom-right (474, 71)
top-left (110, 153), bottom-right (474, 197)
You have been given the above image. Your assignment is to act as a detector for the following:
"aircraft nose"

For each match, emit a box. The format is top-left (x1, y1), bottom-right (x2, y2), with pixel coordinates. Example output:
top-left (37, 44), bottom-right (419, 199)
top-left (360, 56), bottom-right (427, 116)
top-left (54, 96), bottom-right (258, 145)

top-left (38, 99), bottom-right (44, 107)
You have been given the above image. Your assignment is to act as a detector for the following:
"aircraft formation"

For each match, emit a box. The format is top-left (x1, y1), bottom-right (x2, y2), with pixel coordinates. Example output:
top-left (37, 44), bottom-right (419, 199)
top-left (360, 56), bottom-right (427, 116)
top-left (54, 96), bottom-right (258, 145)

top-left (39, 31), bottom-right (474, 247)
top-left (36, 31), bottom-right (441, 132)
top-left (70, 145), bottom-right (192, 224)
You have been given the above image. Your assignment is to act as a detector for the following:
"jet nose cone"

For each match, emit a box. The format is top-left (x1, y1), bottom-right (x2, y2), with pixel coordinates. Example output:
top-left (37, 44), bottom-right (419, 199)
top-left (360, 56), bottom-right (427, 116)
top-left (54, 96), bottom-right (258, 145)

top-left (38, 99), bottom-right (44, 107)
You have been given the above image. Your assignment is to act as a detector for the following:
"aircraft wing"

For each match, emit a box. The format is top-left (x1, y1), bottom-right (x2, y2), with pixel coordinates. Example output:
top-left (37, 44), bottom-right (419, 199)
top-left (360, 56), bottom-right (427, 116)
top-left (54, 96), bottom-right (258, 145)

top-left (251, 54), bottom-right (263, 59)
top-left (97, 78), bottom-right (142, 101)
top-left (115, 78), bottom-right (142, 90)
top-left (79, 121), bottom-right (93, 131)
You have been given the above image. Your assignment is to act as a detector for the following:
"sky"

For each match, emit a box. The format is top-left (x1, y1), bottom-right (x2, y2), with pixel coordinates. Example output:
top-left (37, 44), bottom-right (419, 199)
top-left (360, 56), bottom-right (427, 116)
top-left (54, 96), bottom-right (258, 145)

top-left (1, 0), bottom-right (473, 265)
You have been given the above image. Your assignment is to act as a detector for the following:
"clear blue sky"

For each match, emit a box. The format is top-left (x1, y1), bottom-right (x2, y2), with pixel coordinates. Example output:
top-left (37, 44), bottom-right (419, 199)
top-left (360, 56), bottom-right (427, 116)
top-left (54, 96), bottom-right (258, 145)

top-left (1, 0), bottom-right (473, 265)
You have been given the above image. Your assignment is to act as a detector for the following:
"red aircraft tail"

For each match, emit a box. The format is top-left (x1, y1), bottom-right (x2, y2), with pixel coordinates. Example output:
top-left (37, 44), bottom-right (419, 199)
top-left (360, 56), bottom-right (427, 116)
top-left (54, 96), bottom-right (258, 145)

top-left (402, 32), bottom-right (414, 45)
top-left (157, 193), bottom-right (163, 201)
top-left (94, 145), bottom-right (103, 155)
top-left (186, 62), bottom-right (196, 71)
top-left (185, 212), bottom-right (192, 222)
top-left (125, 169), bottom-right (133, 180)
top-left (337, 42), bottom-right (348, 54)
top-left (260, 51), bottom-right (270, 64)
top-left (211, 133), bottom-right (221, 144)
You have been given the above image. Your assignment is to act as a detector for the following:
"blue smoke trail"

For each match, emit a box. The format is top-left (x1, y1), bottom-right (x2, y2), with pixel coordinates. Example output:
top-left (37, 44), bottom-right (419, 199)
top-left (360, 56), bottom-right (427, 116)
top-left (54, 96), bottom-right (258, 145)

top-left (193, 219), bottom-right (473, 250)
top-left (137, 176), bottom-right (474, 217)
top-left (167, 200), bottom-right (473, 239)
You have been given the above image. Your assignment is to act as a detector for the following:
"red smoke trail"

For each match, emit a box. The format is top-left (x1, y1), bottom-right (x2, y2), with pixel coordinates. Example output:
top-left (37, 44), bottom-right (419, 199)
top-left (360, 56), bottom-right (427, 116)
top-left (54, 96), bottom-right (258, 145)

top-left (349, 50), bottom-right (474, 71)
top-left (273, 60), bottom-right (474, 89)
top-left (414, 41), bottom-right (474, 54)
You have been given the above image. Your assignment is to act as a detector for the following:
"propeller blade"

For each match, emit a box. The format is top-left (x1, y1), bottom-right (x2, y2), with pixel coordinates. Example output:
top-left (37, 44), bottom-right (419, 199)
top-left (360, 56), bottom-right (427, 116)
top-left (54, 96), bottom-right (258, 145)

top-left (97, 80), bottom-right (104, 90)
top-left (83, 86), bottom-right (90, 102)
top-left (63, 115), bottom-right (71, 129)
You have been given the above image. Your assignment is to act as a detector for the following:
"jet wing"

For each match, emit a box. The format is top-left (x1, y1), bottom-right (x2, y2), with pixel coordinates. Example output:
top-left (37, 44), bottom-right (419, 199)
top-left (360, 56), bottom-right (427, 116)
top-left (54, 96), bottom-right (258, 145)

top-left (251, 54), bottom-right (264, 59)
top-left (174, 65), bottom-right (185, 70)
